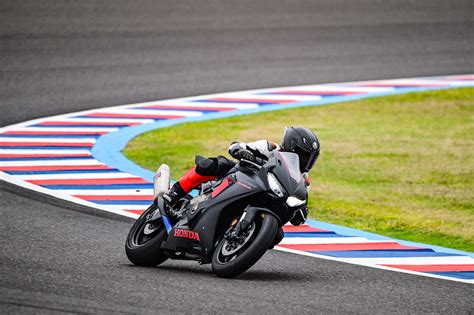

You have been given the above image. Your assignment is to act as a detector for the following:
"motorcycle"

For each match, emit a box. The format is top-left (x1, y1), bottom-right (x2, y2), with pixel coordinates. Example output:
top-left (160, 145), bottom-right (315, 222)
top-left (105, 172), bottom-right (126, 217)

top-left (125, 151), bottom-right (308, 278)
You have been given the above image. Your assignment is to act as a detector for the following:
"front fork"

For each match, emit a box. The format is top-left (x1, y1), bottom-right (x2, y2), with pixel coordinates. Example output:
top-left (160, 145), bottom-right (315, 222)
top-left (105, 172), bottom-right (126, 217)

top-left (234, 206), bottom-right (284, 248)
top-left (161, 214), bottom-right (173, 233)
top-left (147, 197), bottom-right (173, 234)
top-left (234, 206), bottom-right (280, 234)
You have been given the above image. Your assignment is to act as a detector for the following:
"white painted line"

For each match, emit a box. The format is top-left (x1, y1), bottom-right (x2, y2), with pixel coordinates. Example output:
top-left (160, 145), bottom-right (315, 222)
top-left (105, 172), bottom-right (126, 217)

top-left (344, 256), bottom-right (474, 265)
top-left (12, 127), bottom-right (120, 132)
top-left (45, 118), bottom-right (155, 124)
top-left (0, 137), bottom-right (96, 143)
top-left (0, 149), bottom-right (93, 155)
top-left (280, 237), bottom-right (388, 244)
top-left (268, 85), bottom-right (395, 93)
top-left (445, 74), bottom-right (474, 80)
top-left (217, 92), bottom-right (322, 101)
top-left (95, 108), bottom-right (203, 117)
top-left (348, 79), bottom-right (449, 86)
top-left (138, 100), bottom-right (259, 110)
top-left (148, 100), bottom-right (260, 110)
top-left (14, 172), bottom-right (141, 180)
top-left (0, 160), bottom-right (104, 166)
top-left (448, 81), bottom-right (474, 87)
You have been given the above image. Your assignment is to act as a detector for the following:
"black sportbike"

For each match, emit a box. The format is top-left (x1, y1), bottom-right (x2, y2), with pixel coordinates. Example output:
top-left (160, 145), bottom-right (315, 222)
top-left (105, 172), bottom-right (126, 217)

top-left (125, 151), bottom-right (308, 278)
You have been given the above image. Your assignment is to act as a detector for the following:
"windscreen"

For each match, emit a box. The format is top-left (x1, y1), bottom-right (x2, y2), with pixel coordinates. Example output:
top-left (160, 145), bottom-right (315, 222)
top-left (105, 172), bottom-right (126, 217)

top-left (278, 152), bottom-right (304, 183)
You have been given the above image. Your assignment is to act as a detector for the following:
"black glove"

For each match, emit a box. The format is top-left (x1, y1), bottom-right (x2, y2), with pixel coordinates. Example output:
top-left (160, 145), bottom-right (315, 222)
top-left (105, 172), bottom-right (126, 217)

top-left (235, 149), bottom-right (255, 162)
top-left (290, 205), bottom-right (308, 226)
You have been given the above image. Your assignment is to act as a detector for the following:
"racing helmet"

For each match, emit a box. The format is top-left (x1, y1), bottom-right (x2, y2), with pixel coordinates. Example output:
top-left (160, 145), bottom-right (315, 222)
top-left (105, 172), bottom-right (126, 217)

top-left (281, 127), bottom-right (320, 173)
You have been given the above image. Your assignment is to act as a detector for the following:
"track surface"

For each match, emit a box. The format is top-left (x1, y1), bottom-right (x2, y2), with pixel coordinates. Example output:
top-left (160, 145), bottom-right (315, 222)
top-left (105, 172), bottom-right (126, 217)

top-left (1, 0), bottom-right (473, 313)
top-left (2, 190), bottom-right (473, 313)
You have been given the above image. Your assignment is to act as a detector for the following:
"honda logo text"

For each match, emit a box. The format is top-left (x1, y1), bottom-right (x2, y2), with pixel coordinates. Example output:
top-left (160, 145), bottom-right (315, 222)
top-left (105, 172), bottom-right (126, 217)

top-left (174, 228), bottom-right (201, 241)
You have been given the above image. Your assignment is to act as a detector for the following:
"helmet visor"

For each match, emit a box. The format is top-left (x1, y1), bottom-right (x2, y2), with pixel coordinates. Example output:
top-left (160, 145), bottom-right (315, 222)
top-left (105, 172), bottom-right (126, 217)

top-left (294, 146), bottom-right (318, 172)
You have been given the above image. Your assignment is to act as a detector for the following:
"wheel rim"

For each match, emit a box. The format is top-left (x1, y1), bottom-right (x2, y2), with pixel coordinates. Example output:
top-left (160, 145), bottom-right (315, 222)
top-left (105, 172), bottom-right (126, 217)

top-left (216, 221), bottom-right (258, 264)
top-left (132, 209), bottom-right (163, 246)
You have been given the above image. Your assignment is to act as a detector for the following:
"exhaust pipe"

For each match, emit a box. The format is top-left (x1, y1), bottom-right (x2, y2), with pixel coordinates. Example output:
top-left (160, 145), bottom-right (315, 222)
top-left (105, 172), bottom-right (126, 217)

top-left (153, 164), bottom-right (171, 199)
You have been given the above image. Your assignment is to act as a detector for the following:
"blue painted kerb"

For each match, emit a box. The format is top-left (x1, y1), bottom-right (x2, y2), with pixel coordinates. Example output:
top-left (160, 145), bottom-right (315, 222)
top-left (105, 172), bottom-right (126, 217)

top-left (91, 85), bottom-right (474, 258)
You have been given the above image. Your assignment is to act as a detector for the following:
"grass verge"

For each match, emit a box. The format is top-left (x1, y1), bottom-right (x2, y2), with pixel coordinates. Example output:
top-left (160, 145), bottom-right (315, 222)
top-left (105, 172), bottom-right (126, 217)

top-left (124, 88), bottom-right (474, 252)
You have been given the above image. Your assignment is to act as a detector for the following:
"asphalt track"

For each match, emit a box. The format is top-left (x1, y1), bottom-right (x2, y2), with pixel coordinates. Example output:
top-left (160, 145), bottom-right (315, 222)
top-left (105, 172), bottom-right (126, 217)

top-left (1, 0), bottom-right (473, 313)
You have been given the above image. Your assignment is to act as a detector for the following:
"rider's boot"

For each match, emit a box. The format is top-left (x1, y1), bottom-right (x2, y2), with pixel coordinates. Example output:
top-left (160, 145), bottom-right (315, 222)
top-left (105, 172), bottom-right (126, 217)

top-left (162, 161), bottom-right (221, 218)
top-left (162, 182), bottom-right (186, 218)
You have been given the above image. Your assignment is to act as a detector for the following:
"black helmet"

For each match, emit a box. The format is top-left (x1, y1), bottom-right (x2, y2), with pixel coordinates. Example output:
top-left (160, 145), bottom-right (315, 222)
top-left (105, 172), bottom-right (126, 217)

top-left (281, 127), bottom-right (320, 173)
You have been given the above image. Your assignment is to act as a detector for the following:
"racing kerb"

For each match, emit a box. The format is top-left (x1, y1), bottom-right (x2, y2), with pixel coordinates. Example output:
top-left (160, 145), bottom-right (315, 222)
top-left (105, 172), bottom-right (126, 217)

top-left (1, 74), bottom-right (473, 283)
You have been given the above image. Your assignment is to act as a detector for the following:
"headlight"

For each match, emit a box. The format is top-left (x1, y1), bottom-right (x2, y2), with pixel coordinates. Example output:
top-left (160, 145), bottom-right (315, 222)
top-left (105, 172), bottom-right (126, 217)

top-left (286, 196), bottom-right (306, 207)
top-left (267, 173), bottom-right (285, 198)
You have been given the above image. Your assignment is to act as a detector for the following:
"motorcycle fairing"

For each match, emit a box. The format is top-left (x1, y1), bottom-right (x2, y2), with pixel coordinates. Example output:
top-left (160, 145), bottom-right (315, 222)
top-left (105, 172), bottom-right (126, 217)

top-left (160, 226), bottom-right (203, 255)
top-left (159, 171), bottom-right (268, 259)
top-left (158, 151), bottom-right (306, 261)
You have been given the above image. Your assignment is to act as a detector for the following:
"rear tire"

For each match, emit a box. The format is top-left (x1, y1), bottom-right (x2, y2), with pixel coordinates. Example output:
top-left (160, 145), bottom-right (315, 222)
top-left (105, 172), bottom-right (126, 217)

top-left (211, 213), bottom-right (278, 278)
top-left (125, 203), bottom-right (169, 267)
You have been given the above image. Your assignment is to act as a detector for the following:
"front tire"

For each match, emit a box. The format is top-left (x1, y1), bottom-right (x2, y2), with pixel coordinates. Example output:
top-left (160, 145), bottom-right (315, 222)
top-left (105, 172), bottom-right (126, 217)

top-left (125, 203), bottom-right (169, 267)
top-left (211, 212), bottom-right (278, 278)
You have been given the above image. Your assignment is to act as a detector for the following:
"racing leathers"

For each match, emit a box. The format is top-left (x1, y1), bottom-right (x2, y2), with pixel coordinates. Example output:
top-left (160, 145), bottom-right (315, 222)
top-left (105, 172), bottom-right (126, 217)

top-left (163, 140), bottom-right (310, 227)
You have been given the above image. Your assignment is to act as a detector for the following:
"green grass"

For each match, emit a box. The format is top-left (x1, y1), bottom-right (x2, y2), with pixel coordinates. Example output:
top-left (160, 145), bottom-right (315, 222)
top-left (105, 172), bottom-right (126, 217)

top-left (124, 88), bottom-right (474, 252)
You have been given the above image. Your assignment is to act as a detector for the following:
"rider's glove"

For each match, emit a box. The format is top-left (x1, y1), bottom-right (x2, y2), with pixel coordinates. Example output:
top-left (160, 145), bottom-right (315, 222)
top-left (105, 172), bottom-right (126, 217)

top-left (235, 149), bottom-right (255, 162)
top-left (290, 205), bottom-right (308, 226)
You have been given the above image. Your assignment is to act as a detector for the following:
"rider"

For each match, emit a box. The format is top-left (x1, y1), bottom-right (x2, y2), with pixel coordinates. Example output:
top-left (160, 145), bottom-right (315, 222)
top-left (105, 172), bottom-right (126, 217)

top-left (163, 126), bottom-right (320, 229)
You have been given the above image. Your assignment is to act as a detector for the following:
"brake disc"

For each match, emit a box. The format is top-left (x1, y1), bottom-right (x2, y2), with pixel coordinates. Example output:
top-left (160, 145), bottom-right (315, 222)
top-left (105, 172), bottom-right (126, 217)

top-left (221, 223), bottom-right (256, 256)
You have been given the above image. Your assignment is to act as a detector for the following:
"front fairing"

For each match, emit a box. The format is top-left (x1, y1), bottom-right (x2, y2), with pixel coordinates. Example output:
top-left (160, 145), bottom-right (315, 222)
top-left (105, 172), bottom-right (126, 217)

top-left (269, 151), bottom-right (306, 199)
top-left (199, 171), bottom-right (266, 207)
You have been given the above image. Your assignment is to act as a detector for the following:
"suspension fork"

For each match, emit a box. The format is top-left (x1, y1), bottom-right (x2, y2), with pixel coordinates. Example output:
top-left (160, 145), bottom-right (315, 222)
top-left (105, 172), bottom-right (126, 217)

top-left (234, 206), bottom-right (280, 235)
top-left (160, 214), bottom-right (173, 234)
top-left (148, 197), bottom-right (173, 234)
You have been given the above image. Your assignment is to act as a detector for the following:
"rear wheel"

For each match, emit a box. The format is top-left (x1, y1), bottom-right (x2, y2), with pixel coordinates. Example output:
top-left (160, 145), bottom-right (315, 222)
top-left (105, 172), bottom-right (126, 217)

top-left (211, 212), bottom-right (278, 278)
top-left (125, 203), bottom-right (169, 267)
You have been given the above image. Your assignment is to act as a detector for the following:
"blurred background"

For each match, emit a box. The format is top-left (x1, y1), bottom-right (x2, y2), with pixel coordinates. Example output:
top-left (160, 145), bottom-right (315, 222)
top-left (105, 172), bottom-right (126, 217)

top-left (1, 0), bottom-right (473, 126)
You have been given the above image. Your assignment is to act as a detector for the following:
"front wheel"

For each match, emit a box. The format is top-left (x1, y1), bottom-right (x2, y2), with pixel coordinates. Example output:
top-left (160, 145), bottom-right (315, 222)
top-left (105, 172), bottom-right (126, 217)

top-left (211, 212), bottom-right (278, 278)
top-left (125, 203), bottom-right (169, 267)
